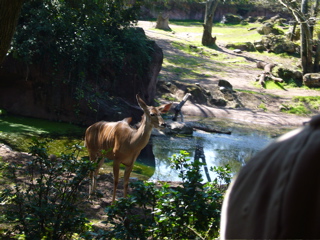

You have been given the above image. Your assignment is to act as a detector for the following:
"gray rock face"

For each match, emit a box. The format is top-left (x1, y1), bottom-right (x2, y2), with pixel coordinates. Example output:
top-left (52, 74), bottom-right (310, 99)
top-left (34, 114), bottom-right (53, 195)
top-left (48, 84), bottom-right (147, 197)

top-left (303, 73), bottom-right (320, 88)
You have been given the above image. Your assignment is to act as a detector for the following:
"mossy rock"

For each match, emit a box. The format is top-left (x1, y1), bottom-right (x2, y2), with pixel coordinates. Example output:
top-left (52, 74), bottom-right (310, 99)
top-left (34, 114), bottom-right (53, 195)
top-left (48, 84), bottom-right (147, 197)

top-left (225, 42), bottom-right (255, 51)
top-left (187, 87), bottom-right (208, 104)
top-left (261, 34), bottom-right (299, 54)
top-left (257, 22), bottom-right (284, 35)
top-left (221, 14), bottom-right (243, 24)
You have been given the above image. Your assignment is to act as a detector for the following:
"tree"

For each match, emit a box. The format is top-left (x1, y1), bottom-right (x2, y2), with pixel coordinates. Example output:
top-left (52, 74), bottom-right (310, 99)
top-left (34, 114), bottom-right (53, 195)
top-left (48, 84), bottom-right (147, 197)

top-left (0, 0), bottom-right (24, 64)
top-left (277, 0), bottom-right (319, 74)
top-left (202, 0), bottom-right (220, 46)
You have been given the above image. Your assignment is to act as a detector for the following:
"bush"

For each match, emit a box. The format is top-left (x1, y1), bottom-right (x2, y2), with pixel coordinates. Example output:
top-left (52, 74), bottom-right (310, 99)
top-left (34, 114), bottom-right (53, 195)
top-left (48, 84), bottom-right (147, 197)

top-left (0, 139), bottom-right (95, 240)
top-left (101, 151), bottom-right (232, 239)
top-left (11, 0), bottom-right (152, 95)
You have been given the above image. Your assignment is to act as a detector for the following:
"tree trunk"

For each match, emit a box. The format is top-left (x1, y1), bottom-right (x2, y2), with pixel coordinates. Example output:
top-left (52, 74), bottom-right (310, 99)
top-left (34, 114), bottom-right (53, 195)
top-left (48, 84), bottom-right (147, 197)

top-left (155, 13), bottom-right (171, 30)
top-left (0, 0), bottom-right (24, 65)
top-left (278, 0), bottom-right (313, 74)
top-left (314, 37), bottom-right (320, 72)
top-left (201, 0), bottom-right (219, 46)
top-left (289, 21), bottom-right (297, 41)
top-left (312, 0), bottom-right (320, 72)
top-left (300, 0), bottom-right (313, 74)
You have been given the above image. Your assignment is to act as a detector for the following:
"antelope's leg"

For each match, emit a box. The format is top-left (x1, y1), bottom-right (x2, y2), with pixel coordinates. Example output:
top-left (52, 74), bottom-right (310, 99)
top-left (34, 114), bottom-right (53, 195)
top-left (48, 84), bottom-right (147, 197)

top-left (123, 165), bottom-right (134, 198)
top-left (88, 153), bottom-right (97, 195)
top-left (90, 157), bottom-right (104, 195)
top-left (112, 161), bottom-right (120, 203)
top-left (89, 170), bottom-right (95, 195)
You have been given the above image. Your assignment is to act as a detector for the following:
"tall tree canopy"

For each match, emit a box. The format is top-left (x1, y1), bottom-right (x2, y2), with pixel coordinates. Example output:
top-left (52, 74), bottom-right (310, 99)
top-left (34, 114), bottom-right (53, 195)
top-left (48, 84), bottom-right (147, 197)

top-left (0, 0), bottom-right (24, 64)
top-left (9, 0), bottom-right (151, 86)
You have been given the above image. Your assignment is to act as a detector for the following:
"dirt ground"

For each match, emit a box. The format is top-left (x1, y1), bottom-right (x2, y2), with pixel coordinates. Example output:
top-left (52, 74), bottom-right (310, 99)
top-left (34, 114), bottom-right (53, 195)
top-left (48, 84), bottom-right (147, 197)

top-left (137, 20), bottom-right (319, 127)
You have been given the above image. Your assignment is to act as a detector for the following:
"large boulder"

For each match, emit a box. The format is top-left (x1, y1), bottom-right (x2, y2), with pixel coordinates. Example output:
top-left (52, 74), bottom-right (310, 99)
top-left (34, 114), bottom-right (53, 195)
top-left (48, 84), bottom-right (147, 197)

top-left (257, 22), bottom-right (284, 35)
top-left (221, 14), bottom-right (243, 24)
top-left (261, 34), bottom-right (299, 54)
top-left (303, 73), bottom-right (320, 88)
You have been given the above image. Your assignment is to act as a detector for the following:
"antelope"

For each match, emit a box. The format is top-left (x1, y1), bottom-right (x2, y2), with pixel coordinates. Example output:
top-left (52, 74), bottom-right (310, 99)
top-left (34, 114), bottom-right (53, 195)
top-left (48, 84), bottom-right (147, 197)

top-left (85, 94), bottom-right (172, 202)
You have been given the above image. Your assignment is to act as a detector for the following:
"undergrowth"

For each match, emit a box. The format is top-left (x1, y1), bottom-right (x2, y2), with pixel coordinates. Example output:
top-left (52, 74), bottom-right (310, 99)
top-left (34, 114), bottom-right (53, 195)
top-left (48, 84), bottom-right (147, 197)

top-left (0, 139), bottom-right (95, 240)
top-left (0, 143), bottom-right (231, 239)
top-left (101, 151), bottom-right (232, 240)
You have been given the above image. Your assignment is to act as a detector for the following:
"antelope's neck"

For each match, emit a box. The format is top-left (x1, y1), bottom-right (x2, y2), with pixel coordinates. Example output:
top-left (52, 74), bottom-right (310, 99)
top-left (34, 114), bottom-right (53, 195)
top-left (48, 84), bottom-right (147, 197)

top-left (131, 114), bottom-right (153, 148)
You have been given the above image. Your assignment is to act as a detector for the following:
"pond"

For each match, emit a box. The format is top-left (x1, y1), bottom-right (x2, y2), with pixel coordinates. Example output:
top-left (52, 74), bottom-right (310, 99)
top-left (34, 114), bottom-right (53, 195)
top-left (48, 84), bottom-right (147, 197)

top-left (142, 126), bottom-right (275, 182)
top-left (0, 115), bottom-right (293, 182)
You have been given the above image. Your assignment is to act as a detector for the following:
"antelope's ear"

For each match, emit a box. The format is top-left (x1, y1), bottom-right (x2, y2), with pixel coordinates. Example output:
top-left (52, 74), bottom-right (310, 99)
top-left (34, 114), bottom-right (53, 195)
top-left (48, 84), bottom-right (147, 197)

top-left (136, 94), bottom-right (149, 111)
top-left (158, 103), bottom-right (172, 113)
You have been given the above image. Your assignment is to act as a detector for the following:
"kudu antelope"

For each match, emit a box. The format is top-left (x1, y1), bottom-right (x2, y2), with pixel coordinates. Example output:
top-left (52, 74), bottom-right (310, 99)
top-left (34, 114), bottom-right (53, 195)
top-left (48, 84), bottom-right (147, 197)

top-left (85, 94), bottom-right (172, 202)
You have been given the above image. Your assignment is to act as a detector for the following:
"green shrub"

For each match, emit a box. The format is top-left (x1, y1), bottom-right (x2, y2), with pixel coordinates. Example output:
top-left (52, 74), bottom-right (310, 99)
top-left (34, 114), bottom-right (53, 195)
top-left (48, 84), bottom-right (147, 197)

top-left (11, 0), bottom-right (151, 99)
top-left (0, 139), bottom-right (95, 240)
top-left (101, 151), bottom-right (232, 239)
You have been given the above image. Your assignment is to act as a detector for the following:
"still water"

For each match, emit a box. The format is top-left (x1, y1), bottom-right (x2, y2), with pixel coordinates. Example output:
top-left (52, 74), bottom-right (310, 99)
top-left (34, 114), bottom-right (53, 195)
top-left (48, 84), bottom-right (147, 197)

top-left (146, 128), bottom-right (274, 182)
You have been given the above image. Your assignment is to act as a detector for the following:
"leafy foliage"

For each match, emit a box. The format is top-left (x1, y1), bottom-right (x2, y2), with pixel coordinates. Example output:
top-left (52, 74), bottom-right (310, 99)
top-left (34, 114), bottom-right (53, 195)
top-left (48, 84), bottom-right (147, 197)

top-left (0, 139), bottom-right (95, 240)
top-left (11, 0), bottom-right (152, 95)
top-left (102, 151), bottom-right (232, 239)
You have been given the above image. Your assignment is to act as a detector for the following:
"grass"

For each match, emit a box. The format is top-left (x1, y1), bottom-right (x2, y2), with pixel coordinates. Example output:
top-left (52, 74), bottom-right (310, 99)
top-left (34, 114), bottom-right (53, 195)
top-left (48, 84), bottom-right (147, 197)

top-left (0, 115), bottom-right (84, 152)
top-left (168, 21), bottom-right (263, 43)
top-left (0, 115), bottom-right (154, 180)
top-left (280, 96), bottom-right (320, 115)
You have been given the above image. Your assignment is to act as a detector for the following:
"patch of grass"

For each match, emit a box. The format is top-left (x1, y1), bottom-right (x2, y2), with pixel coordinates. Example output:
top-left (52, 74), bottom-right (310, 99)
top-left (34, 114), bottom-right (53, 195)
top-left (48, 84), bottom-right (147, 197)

top-left (258, 103), bottom-right (267, 111)
top-left (280, 96), bottom-right (320, 115)
top-left (282, 78), bottom-right (302, 88)
top-left (157, 21), bottom-right (263, 43)
top-left (236, 88), bottom-right (280, 98)
top-left (293, 96), bottom-right (320, 110)
top-left (103, 161), bottom-right (154, 180)
top-left (0, 115), bottom-right (84, 152)
top-left (265, 81), bottom-right (287, 90)
top-left (162, 94), bottom-right (177, 101)
top-left (169, 20), bottom-right (203, 27)
top-left (280, 102), bottom-right (311, 115)
top-left (253, 80), bottom-right (287, 90)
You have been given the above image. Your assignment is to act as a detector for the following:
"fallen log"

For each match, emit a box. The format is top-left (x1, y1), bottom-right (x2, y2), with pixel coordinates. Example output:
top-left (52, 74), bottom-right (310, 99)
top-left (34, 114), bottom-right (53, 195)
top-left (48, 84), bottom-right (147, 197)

top-left (255, 61), bottom-right (283, 87)
top-left (172, 93), bottom-right (192, 122)
top-left (185, 121), bottom-right (231, 135)
top-left (193, 126), bottom-right (232, 134)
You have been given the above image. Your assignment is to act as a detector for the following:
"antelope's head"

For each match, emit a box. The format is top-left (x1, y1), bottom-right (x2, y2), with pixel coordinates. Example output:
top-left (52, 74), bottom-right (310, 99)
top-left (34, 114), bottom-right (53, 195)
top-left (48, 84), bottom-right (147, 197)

top-left (136, 94), bottom-right (172, 128)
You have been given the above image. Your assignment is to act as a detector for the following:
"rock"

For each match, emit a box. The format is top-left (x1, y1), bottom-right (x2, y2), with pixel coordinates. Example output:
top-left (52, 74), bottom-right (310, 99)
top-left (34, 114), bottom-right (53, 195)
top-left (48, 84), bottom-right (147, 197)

top-left (187, 86), bottom-right (208, 104)
top-left (221, 14), bottom-right (243, 24)
top-left (256, 16), bottom-right (267, 23)
top-left (225, 42), bottom-right (255, 51)
top-left (210, 98), bottom-right (227, 106)
top-left (303, 73), bottom-right (320, 88)
top-left (245, 16), bottom-right (256, 23)
top-left (257, 22), bottom-right (284, 35)
top-left (257, 22), bottom-right (274, 35)
top-left (165, 122), bottom-right (193, 135)
top-left (254, 40), bottom-right (266, 51)
top-left (275, 67), bottom-right (302, 82)
top-left (261, 34), bottom-right (299, 54)
top-left (218, 79), bottom-right (233, 90)
top-left (233, 49), bottom-right (242, 53)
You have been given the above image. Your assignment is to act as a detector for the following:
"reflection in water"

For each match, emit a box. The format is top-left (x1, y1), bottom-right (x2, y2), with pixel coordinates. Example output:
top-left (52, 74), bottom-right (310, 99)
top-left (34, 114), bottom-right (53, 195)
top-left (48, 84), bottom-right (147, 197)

top-left (147, 129), bottom-right (272, 182)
